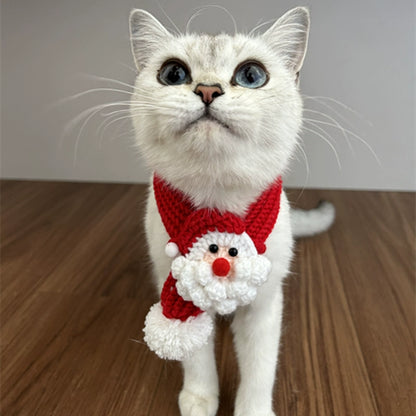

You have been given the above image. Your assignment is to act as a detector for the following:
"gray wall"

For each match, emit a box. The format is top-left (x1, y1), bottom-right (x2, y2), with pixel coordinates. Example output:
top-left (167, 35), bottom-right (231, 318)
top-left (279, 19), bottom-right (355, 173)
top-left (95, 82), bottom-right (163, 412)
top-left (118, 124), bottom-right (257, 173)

top-left (2, 0), bottom-right (415, 190)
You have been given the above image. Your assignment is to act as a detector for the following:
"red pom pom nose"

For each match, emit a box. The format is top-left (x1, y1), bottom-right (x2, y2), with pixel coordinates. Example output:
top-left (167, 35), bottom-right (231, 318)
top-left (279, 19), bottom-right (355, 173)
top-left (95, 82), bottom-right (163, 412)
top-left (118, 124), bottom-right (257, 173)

top-left (212, 258), bottom-right (230, 277)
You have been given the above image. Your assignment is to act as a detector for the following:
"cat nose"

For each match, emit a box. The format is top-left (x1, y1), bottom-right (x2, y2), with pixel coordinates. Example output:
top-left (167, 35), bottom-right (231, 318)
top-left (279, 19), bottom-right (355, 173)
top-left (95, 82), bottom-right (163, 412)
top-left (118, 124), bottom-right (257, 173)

top-left (212, 257), bottom-right (230, 277)
top-left (194, 83), bottom-right (223, 105)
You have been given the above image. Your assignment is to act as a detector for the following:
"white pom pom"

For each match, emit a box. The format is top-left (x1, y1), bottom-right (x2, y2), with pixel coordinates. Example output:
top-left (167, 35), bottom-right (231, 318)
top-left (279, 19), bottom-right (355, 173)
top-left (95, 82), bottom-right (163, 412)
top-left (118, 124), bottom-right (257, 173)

top-left (165, 242), bottom-right (179, 258)
top-left (143, 302), bottom-right (214, 361)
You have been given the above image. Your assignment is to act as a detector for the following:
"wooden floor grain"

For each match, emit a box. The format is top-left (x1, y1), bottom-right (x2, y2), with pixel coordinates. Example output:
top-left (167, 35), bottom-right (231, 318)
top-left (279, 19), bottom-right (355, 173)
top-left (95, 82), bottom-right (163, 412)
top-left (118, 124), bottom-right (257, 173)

top-left (1, 180), bottom-right (414, 416)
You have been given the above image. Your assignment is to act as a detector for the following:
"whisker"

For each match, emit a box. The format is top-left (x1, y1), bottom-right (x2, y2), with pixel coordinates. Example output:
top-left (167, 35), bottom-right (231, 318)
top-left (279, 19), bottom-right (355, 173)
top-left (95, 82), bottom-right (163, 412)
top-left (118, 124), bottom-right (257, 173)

top-left (186, 9), bottom-right (205, 33)
top-left (303, 118), bottom-right (335, 141)
top-left (73, 106), bottom-right (108, 165)
top-left (303, 95), bottom-right (373, 126)
top-left (303, 96), bottom-right (357, 131)
top-left (96, 111), bottom-right (131, 136)
top-left (156, 1), bottom-right (182, 35)
top-left (248, 18), bottom-right (278, 36)
top-left (100, 108), bottom-right (132, 117)
top-left (53, 88), bottom-right (134, 108)
top-left (304, 108), bottom-right (353, 151)
top-left (186, 5), bottom-right (238, 34)
top-left (117, 61), bottom-right (138, 74)
top-left (79, 73), bottom-right (137, 91)
top-left (296, 138), bottom-right (310, 186)
top-left (302, 125), bottom-right (342, 169)
top-left (99, 116), bottom-right (133, 149)
top-left (130, 102), bottom-right (177, 110)
top-left (99, 114), bottom-right (133, 137)
top-left (62, 102), bottom-right (132, 162)
top-left (303, 118), bottom-right (381, 165)
top-left (64, 101), bottom-right (132, 134)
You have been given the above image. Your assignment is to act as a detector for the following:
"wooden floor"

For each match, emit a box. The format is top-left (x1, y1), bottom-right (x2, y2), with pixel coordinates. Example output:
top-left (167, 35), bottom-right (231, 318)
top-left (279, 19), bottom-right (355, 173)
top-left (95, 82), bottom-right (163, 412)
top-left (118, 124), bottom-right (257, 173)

top-left (1, 180), bottom-right (414, 416)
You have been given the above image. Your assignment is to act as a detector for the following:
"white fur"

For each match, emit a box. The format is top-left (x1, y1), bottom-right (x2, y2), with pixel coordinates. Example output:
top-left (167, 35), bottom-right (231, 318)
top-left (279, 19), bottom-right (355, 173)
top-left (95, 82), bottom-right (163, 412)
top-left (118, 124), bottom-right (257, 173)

top-left (291, 201), bottom-right (336, 238)
top-left (130, 7), bottom-right (316, 415)
top-left (129, 9), bottom-right (307, 215)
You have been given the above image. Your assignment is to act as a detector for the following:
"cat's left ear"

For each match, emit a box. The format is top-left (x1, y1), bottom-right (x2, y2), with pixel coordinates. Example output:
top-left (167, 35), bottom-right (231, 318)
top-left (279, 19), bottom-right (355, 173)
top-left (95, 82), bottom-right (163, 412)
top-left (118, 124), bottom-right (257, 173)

top-left (263, 7), bottom-right (310, 74)
top-left (129, 9), bottom-right (172, 71)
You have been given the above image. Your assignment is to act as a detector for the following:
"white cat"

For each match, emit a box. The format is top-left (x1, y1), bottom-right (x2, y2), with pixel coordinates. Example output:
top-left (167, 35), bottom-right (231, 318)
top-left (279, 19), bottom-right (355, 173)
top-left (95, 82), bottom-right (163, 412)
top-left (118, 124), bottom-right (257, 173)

top-left (129, 7), bottom-right (334, 416)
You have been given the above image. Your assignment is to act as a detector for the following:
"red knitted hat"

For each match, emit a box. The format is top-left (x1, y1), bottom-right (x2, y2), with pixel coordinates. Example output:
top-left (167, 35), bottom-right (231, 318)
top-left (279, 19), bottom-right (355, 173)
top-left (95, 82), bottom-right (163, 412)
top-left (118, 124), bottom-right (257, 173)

top-left (174, 209), bottom-right (246, 255)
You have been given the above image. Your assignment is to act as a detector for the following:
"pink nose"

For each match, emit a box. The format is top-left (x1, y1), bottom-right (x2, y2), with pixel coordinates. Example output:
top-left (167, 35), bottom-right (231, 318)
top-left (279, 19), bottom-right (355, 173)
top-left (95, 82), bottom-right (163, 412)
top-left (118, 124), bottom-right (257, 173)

top-left (194, 84), bottom-right (223, 105)
top-left (212, 258), bottom-right (230, 277)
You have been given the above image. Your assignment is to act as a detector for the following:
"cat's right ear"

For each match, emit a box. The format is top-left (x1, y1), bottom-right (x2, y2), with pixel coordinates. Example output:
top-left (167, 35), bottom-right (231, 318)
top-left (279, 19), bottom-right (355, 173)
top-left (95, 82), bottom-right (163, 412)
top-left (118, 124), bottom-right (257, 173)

top-left (129, 9), bottom-right (172, 71)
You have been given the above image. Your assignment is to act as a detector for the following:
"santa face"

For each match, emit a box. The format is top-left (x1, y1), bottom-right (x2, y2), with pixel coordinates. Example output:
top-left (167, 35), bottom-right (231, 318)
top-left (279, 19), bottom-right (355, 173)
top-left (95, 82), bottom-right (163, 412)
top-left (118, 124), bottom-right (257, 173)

top-left (171, 231), bottom-right (271, 315)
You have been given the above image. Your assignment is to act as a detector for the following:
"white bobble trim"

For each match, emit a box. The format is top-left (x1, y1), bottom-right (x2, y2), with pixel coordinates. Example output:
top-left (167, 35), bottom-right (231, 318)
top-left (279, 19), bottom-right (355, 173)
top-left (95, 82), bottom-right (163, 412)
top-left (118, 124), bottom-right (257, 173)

top-left (143, 302), bottom-right (214, 360)
top-left (165, 242), bottom-right (179, 258)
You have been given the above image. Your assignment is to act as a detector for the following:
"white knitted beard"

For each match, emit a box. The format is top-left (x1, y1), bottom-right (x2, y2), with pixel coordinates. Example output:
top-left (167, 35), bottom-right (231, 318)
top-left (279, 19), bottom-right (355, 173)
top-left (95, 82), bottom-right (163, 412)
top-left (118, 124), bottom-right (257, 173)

top-left (130, 11), bottom-right (307, 213)
top-left (171, 232), bottom-right (271, 315)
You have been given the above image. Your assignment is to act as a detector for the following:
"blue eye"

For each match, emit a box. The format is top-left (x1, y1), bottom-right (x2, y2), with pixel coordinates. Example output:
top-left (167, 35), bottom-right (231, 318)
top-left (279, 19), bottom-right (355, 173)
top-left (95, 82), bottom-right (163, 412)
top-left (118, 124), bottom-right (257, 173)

top-left (233, 61), bottom-right (268, 89)
top-left (158, 60), bottom-right (191, 85)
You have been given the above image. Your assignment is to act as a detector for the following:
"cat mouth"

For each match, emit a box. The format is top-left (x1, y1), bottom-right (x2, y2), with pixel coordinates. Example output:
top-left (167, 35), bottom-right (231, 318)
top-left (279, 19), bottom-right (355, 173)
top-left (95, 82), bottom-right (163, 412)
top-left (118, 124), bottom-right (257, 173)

top-left (188, 110), bottom-right (230, 130)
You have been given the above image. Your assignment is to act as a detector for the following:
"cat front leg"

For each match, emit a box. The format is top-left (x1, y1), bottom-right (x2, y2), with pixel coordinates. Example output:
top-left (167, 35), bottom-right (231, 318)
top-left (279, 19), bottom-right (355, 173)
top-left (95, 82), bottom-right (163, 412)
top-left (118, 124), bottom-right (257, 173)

top-left (231, 284), bottom-right (284, 416)
top-left (179, 331), bottom-right (219, 416)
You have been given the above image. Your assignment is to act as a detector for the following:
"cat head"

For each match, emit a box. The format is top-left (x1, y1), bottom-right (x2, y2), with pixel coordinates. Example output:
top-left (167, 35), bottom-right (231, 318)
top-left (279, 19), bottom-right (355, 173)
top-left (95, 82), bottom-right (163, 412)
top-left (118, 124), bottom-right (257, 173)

top-left (129, 8), bottom-right (309, 202)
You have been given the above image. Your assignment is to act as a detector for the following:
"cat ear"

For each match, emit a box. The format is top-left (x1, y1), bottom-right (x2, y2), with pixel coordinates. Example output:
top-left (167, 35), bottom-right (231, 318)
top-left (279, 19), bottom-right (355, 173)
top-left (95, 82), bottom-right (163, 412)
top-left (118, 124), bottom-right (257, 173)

top-left (263, 7), bottom-right (310, 74)
top-left (129, 9), bottom-right (172, 71)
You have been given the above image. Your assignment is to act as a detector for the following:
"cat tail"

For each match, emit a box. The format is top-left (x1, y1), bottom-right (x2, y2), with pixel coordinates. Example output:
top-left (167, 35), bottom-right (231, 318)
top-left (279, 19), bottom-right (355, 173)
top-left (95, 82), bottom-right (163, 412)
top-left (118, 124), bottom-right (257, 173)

top-left (290, 201), bottom-right (335, 238)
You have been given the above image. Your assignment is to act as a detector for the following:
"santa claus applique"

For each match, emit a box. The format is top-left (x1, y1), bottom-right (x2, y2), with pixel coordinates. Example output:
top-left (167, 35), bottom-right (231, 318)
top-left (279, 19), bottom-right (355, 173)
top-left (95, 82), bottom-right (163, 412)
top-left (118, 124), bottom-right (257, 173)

top-left (143, 175), bottom-right (283, 360)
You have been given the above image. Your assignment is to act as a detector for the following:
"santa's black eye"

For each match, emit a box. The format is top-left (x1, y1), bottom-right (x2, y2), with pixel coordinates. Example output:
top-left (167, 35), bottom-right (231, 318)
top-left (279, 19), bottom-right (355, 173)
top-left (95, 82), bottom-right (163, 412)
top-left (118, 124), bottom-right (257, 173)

top-left (209, 244), bottom-right (219, 254)
top-left (228, 247), bottom-right (238, 257)
top-left (158, 60), bottom-right (191, 85)
top-left (232, 61), bottom-right (268, 89)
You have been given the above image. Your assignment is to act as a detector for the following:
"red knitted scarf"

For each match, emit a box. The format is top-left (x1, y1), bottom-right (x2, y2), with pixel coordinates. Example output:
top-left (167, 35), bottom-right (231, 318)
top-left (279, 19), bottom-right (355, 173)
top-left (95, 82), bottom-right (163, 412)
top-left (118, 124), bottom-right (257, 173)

top-left (153, 174), bottom-right (283, 320)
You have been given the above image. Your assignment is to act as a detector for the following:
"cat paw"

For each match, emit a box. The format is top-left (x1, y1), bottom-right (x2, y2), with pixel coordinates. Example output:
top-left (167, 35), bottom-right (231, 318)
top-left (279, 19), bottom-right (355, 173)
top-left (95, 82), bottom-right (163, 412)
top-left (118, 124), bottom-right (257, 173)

top-left (179, 389), bottom-right (218, 416)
